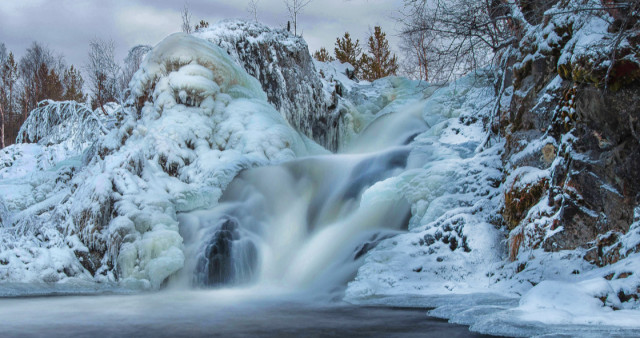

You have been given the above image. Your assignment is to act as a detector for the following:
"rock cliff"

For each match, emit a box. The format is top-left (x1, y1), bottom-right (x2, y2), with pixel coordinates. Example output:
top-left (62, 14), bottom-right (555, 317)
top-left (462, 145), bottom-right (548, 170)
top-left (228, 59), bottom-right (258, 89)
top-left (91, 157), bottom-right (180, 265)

top-left (500, 0), bottom-right (640, 271)
top-left (193, 21), bottom-right (341, 151)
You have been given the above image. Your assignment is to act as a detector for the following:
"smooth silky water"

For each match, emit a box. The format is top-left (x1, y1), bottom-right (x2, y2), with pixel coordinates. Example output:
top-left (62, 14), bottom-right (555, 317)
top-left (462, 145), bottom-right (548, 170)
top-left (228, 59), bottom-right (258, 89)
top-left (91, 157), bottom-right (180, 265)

top-left (0, 107), bottom-right (492, 337)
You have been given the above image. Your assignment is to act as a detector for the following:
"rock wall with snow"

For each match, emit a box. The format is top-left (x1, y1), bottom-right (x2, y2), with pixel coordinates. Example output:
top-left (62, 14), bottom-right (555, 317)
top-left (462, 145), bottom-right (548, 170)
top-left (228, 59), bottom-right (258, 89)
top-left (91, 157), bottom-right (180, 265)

top-left (484, 0), bottom-right (640, 324)
top-left (499, 0), bottom-right (640, 262)
top-left (192, 21), bottom-right (341, 151)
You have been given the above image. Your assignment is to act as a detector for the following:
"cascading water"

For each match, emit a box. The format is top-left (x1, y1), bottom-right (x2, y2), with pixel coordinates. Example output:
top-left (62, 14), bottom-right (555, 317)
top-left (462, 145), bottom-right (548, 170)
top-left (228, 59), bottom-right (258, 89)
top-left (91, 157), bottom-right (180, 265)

top-left (174, 98), bottom-right (430, 294)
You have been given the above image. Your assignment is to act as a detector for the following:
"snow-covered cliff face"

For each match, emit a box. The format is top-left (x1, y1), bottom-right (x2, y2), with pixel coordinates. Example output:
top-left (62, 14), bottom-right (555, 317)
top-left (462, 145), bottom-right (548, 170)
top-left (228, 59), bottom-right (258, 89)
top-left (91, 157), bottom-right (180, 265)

top-left (0, 32), bottom-right (320, 290)
top-left (498, 0), bottom-right (640, 286)
top-left (501, 0), bottom-right (640, 256)
top-left (193, 21), bottom-right (340, 151)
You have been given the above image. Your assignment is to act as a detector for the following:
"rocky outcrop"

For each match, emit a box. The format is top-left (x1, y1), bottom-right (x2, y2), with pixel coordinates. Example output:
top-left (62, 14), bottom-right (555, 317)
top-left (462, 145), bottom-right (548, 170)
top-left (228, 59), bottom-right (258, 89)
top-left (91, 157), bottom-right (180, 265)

top-left (194, 21), bottom-right (340, 151)
top-left (500, 1), bottom-right (640, 263)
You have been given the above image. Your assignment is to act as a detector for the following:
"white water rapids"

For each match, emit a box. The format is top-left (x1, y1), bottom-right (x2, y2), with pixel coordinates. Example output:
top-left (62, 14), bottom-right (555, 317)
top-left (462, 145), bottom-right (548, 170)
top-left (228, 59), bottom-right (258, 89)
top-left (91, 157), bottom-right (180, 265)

top-left (170, 103), bottom-right (428, 294)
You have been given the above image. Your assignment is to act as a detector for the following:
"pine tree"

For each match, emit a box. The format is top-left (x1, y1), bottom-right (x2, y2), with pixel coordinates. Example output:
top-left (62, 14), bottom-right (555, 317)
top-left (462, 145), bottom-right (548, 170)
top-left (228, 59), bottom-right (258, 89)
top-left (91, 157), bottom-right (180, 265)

top-left (313, 47), bottom-right (334, 62)
top-left (334, 32), bottom-right (362, 74)
top-left (36, 62), bottom-right (64, 102)
top-left (195, 20), bottom-right (210, 31)
top-left (360, 26), bottom-right (399, 81)
top-left (62, 65), bottom-right (86, 102)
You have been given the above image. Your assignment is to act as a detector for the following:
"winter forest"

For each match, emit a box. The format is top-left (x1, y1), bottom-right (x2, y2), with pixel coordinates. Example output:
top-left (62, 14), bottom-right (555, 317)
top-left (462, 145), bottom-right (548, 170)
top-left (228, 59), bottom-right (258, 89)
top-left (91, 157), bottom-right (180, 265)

top-left (1, 0), bottom-right (640, 336)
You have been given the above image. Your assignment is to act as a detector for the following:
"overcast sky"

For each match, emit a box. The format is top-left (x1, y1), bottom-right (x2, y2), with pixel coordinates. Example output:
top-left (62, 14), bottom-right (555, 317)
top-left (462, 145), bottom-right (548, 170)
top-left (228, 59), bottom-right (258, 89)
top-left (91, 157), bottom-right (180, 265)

top-left (0, 0), bottom-right (404, 70)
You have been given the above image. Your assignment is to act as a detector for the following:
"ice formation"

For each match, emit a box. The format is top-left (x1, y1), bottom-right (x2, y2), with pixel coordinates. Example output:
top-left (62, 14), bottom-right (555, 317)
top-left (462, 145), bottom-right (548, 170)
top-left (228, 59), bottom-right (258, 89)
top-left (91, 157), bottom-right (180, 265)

top-left (1, 32), bottom-right (320, 290)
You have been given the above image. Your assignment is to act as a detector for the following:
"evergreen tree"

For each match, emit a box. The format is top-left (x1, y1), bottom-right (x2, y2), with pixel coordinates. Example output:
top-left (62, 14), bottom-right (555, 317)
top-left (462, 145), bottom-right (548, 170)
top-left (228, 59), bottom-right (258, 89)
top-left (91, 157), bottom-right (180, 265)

top-left (42, 65), bottom-right (64, 101)
top-left (62, 65), bottom-right (86, 102)
top-left (195, 20), bottom-right (210, 31)
top-left (334, 32), bottom-right (362, 74)
top-left (34, 62), bottom-right (64, 102)
top-left (313, 47), bottom-right (334, 62)
top-left (360, 26), bottom-right (398, 81)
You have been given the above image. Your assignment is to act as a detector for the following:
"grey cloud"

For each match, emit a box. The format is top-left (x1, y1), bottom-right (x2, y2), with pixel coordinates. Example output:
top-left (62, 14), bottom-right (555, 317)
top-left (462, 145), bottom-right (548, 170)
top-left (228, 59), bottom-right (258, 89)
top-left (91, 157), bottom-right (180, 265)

top-left (0, 0), bottom-right (402, 74)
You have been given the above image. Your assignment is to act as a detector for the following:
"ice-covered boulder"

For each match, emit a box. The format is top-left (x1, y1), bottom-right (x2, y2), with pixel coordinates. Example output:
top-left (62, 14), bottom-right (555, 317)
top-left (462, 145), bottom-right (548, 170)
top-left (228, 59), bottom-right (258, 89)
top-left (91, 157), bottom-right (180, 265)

top-left (193, 20), bottom-right (341, 151)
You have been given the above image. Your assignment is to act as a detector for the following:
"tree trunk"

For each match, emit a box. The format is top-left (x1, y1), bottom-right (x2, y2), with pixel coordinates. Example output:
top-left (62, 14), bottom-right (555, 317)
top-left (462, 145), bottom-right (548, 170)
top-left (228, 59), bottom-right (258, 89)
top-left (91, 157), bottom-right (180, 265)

top-left (0, 104), bottom-right (5, 149)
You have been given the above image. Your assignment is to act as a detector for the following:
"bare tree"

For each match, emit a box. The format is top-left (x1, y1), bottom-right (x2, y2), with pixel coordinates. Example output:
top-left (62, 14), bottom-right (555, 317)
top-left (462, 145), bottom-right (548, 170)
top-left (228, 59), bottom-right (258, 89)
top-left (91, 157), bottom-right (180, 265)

top-left (398, 0), bottom-right (523, 82)
top-left (283, 0), bottom-right (313, 36)
top-left (399, 28), bottom-right (432, 81)
top-left (1, 44), bottom-right (20, 147)
top-left (181, 3), bottom-right (193, 34)
top-left (86, 38), bottom-right (120, 113)
top-left (18, 42), bottom-right (64, 118)
top-left (0, 44), bottom-right (6, 148)
top-left (120, 45), bottom-right (151, 94)
top-left (0, 104), bottom-right (4, 149)
top-left (247, 0), bottom-right (260, 22)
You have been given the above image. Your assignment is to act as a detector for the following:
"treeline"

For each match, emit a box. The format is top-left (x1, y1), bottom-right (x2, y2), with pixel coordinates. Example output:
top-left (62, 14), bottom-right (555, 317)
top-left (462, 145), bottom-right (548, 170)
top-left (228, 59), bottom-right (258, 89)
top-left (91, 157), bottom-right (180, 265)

top-left (0, 41), bottom-right (151, 148)
top-left (0, 43), bottom-right (85, 148)
top-left (313, 26), bottom-right (399, 82)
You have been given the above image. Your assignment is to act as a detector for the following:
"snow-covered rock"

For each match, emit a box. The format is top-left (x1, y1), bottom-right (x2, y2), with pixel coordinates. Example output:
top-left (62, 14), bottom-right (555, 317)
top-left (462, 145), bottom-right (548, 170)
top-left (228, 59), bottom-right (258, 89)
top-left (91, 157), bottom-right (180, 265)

top-left (193, 20), bottom-right (341, 151)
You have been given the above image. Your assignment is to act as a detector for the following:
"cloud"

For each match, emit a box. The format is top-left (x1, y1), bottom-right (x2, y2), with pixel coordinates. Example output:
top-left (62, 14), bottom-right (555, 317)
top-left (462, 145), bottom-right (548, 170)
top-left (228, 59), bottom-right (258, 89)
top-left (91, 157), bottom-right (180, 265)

top-left (116, 5), bottom-right (178, 48)
top-left (0, 0), bottom-right (405, 72)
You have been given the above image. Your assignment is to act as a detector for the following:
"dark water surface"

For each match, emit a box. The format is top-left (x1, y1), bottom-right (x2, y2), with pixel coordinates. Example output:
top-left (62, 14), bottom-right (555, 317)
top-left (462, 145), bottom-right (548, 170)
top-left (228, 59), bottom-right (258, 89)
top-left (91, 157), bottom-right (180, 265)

top-left (0, 289), bottom-right (492, 337)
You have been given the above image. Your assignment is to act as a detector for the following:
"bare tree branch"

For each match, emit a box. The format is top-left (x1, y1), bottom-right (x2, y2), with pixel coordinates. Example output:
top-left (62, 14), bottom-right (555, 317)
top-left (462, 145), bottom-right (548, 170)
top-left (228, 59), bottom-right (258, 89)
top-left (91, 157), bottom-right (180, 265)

top-left (182, 3), bottom-right (193, 34)
top-left (247, 0), bottom-right (260, 22)
top-left (283, 0), bottom-right (313, 36)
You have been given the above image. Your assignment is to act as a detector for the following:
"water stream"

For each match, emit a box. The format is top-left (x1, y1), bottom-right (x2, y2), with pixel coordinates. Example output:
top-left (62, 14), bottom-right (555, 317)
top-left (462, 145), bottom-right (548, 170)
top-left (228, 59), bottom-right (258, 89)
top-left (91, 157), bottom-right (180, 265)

top-left (172, 104), bottom-right (428, 295)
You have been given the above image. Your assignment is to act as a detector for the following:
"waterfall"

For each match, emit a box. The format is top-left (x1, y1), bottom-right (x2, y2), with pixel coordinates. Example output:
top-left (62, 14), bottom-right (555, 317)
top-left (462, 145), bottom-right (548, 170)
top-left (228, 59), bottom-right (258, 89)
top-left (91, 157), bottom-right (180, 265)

top-left (175, 105), bottom-right (429, 293)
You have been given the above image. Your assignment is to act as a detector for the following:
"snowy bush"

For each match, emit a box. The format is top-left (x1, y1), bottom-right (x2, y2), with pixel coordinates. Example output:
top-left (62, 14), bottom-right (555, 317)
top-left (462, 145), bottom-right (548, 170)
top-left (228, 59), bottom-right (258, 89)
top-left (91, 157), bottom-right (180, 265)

top-left (16, 100), bottom-right (116, 152)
